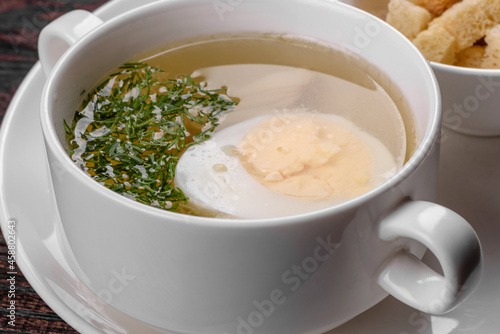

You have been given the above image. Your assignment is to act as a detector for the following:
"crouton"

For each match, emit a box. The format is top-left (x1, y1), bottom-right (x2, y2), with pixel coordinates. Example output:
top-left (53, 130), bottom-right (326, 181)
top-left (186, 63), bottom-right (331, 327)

top-left (386, 0), bottom-right (434, 40)
top-left (454, 45), bottom-right (486, 68)
top-left (413, 0), bottom-right (461, 16)
top-left (413, 24), bottom-right (457, 64)
top-left (429, 0), bottom-right (500, 52)
top-left (481, 25), bottom-right (500, 69)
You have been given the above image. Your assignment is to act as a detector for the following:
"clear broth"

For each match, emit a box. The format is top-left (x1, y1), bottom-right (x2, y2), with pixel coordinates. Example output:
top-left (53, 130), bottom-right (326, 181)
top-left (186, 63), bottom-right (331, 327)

top-left (76, 34), bottom-right (416, 217)
top-left (134, 34), bottom-right (416, 163)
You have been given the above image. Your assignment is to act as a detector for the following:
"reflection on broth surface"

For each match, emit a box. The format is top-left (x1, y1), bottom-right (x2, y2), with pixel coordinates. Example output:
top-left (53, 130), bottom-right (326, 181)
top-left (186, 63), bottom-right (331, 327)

top-left (66, 34), bottom-right (415, 218)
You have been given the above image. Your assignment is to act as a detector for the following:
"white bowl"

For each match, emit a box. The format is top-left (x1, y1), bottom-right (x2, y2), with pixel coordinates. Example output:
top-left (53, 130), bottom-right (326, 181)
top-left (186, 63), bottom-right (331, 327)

top-left (38, 1), bottom-right (482, 333)
top-left (343, 0), bottom-right (500, 137)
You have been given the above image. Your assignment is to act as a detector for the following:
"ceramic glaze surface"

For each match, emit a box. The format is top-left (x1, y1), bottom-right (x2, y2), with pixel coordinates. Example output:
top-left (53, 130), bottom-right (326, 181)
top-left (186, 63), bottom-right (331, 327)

top-left (0, 1), bottom-right (494, 334)
top-left (2, 58), bottom-right (498, 334)
top-left (35, 0), bottom-right (482, 333)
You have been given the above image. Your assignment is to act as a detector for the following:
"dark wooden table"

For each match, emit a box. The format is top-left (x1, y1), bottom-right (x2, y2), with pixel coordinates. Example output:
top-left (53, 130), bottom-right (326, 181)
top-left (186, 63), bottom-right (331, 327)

top-left (0, 1), bottom-right (109, 332)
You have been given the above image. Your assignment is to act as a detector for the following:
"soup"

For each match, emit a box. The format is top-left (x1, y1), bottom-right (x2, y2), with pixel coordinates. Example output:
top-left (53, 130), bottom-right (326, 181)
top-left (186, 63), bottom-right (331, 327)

top-left (65, 34), bottom-right (415, 218)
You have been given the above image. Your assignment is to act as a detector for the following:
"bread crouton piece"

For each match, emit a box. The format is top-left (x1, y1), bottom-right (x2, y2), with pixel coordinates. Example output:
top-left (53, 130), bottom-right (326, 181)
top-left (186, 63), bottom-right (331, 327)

top-left (481, 25), bottom-right (500, 69)
top-left (429, 0), bottom-right (500, 52)
top-left (413, 25), bottom-right (456, 64)
top-left (413, 0), bottom-right (461, 16)
top-left (386, 0), bottom-right (434, 40)
top-left (454, 45), bottom-right (486, 68)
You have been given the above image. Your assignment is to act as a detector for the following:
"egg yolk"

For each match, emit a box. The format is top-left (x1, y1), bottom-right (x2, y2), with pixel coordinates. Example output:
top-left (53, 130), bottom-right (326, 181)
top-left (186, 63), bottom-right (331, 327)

top-left (238, 114), bottom-right (375, 200)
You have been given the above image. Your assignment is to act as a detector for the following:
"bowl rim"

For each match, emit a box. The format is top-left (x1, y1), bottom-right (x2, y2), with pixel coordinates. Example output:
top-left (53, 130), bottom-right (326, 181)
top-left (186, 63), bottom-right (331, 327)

top-left (431, 60), bottom-right (500, 75)
top-left (39, 0), bottom-right (442, 228)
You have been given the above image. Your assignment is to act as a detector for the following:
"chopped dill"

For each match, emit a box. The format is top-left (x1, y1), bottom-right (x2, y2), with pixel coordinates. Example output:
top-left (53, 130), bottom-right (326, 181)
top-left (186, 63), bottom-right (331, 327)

top-left (65, 62), bottom-right (238, 212)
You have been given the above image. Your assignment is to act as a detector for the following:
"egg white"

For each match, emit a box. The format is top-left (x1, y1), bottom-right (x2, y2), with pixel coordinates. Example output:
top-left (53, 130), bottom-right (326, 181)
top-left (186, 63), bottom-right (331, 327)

top-left (175, 112), bottom-right (402, 219)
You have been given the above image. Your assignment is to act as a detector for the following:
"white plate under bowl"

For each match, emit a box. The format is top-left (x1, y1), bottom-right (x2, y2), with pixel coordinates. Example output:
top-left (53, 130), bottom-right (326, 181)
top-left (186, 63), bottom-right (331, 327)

top-left (1, 0), bottom-right (500, 333)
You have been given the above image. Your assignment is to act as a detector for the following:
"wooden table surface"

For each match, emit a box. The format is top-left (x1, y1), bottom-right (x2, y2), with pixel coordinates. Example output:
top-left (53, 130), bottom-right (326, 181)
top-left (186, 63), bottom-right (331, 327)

top-left (0, 1), bottom-right (109, 332)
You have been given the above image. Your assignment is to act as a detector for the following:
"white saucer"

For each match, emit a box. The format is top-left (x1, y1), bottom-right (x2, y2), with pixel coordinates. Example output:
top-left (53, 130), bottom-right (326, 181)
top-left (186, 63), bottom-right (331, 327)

top-left (1, 0), bottom-right (500, 333)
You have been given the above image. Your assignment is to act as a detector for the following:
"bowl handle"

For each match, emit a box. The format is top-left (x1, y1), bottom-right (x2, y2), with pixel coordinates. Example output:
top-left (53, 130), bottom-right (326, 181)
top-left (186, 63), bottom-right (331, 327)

top-left (377, 200), bottom-right (483, 314)
top-left (38, 10), bottom-right (103, 77)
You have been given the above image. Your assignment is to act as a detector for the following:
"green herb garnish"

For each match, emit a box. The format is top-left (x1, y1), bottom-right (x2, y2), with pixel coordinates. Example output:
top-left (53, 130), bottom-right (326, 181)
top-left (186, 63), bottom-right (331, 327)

top-left (65, 62), bottom-right (238, 212)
